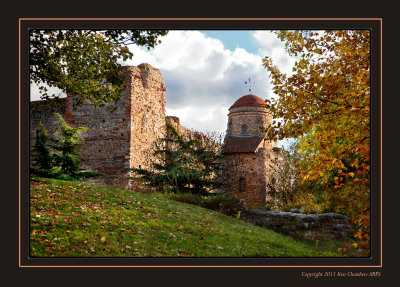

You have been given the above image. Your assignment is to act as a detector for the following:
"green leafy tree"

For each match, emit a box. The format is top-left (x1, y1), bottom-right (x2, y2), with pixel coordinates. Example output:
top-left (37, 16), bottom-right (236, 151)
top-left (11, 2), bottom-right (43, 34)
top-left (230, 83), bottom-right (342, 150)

top-left (32, 121), bottom-right (53, 175)
top-left (133, 119), bottom-right (222, 195)
top-left (30, 30), bottom-right (168, 107)
top-left (52, 113), bottom-right (89, 176)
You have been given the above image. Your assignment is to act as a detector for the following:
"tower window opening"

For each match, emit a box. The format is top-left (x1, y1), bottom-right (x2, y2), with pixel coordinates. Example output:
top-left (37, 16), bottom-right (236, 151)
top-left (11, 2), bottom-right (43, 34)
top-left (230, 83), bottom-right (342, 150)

top-left (239, 178), bottom-right (246, 193)
top-left (241, 125), bottom-right (248, 136)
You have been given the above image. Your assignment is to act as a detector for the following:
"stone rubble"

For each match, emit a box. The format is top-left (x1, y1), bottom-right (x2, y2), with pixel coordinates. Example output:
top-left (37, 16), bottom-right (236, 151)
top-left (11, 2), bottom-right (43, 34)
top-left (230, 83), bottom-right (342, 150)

top-left (240, 209), bottom-right (353, 241)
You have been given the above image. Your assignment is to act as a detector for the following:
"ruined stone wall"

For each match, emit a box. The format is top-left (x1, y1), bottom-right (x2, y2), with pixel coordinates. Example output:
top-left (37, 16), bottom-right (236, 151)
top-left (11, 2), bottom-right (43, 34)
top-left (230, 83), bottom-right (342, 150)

top-left (166, 116), bottom-right (221, 152)
top-left (265, 147), bottom-right (290, 208)
top-left (30, 99), bottom-right (67, 168)
top-left (167, 116), bottom-right (204, 141)
top-left (240, 209), bottom-right (353, 241)
top-left (64, 90), bottom-right (132, 188)
top-left (66, 64), bottom-right (166, 189)
top-left (30, 94), bottom-right (132, 187)
top-left (30, 63), bottom-right (167, 189)
top-left (127, 64), bottom-right (166, 172)
top-left (30, 99), bottom-right (66, 143)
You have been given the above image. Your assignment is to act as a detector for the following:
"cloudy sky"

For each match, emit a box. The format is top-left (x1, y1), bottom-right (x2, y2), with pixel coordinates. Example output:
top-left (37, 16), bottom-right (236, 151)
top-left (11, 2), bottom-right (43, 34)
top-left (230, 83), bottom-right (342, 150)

top-left (30, 30), bottom-right (297, 146)
top-left (124, 30), bottom-right (296, 135)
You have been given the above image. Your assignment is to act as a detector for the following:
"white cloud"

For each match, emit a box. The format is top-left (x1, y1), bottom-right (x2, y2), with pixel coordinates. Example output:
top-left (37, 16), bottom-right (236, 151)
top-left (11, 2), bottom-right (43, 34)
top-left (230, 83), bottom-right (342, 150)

top-left (124, 31), bottom-right (275, 134)
top-left (251, 31), bottom-right (297, 76)
top-left (30, 83), bottom-right (66, 101)
top-left (166, 104), bottom-right (229, 135)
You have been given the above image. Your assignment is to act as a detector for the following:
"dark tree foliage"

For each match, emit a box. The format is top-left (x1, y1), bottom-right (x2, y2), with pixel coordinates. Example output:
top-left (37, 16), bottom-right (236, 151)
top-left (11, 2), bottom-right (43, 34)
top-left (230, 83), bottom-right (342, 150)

top-left (51, 113), bottom-right (88, 175)
top-left (30, 30), bottom-right (168, 107)
top-left (132, 119), bottom-right (222, 195)
top-left (32, 121), bottom-right (53, 174)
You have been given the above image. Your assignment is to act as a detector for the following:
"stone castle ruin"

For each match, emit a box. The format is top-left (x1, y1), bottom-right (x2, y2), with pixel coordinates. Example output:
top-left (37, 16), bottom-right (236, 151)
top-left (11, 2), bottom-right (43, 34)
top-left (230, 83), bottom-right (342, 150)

top-left (30, 63), bottom-right (283, 207)
top-left (31, 64), bottom-right (166, 188)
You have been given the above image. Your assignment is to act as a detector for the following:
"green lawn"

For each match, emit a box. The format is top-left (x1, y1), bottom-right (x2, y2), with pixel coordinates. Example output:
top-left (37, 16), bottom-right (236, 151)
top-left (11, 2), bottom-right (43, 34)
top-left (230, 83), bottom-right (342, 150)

top-left (30, 177), bottom-right (341, 257)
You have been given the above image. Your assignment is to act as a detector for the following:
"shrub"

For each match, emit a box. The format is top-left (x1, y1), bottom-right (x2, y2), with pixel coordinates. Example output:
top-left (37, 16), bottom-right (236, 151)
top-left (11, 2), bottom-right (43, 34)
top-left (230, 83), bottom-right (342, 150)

top-left (52, 113), bottom-right (89, 176)
top-left (168, 193), bottom-right (243, 217)
top-left (202, 195), bottom-right (244, 216)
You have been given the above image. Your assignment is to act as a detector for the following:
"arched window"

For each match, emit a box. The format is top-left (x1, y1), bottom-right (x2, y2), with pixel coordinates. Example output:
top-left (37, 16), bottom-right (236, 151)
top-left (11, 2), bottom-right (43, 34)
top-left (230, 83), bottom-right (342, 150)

top-left (241, 125), bottom-right (247, 136)
top-left (239, 178), bottom-right (245, 193)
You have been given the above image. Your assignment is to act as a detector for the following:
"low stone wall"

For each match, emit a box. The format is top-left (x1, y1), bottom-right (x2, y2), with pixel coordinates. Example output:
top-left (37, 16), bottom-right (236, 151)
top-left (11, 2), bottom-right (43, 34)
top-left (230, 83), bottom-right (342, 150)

top-left (239, 209), bottom-right (352, 241)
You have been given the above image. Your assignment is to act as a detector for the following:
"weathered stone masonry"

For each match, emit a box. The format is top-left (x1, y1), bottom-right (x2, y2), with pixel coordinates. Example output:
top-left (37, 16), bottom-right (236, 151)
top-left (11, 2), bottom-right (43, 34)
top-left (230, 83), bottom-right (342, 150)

top-left (30, 63), bottom-right (167, 189)
top-left (31, 63), bottom-right (219, 190)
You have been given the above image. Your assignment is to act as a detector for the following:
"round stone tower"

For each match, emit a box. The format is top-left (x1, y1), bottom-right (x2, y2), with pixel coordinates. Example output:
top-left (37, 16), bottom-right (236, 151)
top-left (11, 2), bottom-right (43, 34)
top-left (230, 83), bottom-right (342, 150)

top-left (226, 94), bottom-right (272, 138)
top-left (222, 94), bottom-right (277, 207)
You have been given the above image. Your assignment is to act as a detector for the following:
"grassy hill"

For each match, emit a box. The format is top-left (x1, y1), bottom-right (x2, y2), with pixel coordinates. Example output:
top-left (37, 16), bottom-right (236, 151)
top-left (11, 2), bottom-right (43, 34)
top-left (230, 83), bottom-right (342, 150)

top-left (30, 178), bottom-right (341, 257)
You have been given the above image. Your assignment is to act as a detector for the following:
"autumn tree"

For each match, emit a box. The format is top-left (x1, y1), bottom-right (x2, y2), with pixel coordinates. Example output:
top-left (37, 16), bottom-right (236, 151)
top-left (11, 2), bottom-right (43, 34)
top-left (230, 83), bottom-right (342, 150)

top-left (263, 30), bottom-right (370, 247)
top-left (30, 30), bottom-right (168, 107)
top-left (263, 30), bottom-right (370, 188)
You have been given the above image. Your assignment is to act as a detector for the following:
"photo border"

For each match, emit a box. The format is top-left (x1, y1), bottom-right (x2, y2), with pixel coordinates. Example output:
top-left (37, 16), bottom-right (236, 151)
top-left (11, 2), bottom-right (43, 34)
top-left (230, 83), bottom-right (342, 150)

top-left (20, 18), bottom-right (382, 268)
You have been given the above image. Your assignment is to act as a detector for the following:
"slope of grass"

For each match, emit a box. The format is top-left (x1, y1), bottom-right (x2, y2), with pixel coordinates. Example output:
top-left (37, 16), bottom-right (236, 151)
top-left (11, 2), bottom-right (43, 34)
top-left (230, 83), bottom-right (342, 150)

top-left (30, 177), bottom-right (341, 257)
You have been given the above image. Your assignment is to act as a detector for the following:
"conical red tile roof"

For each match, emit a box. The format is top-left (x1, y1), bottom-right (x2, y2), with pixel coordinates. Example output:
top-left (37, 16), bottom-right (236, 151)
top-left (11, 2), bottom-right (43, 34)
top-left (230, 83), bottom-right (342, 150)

top-left (229, 94), bottom-right (266, 109)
